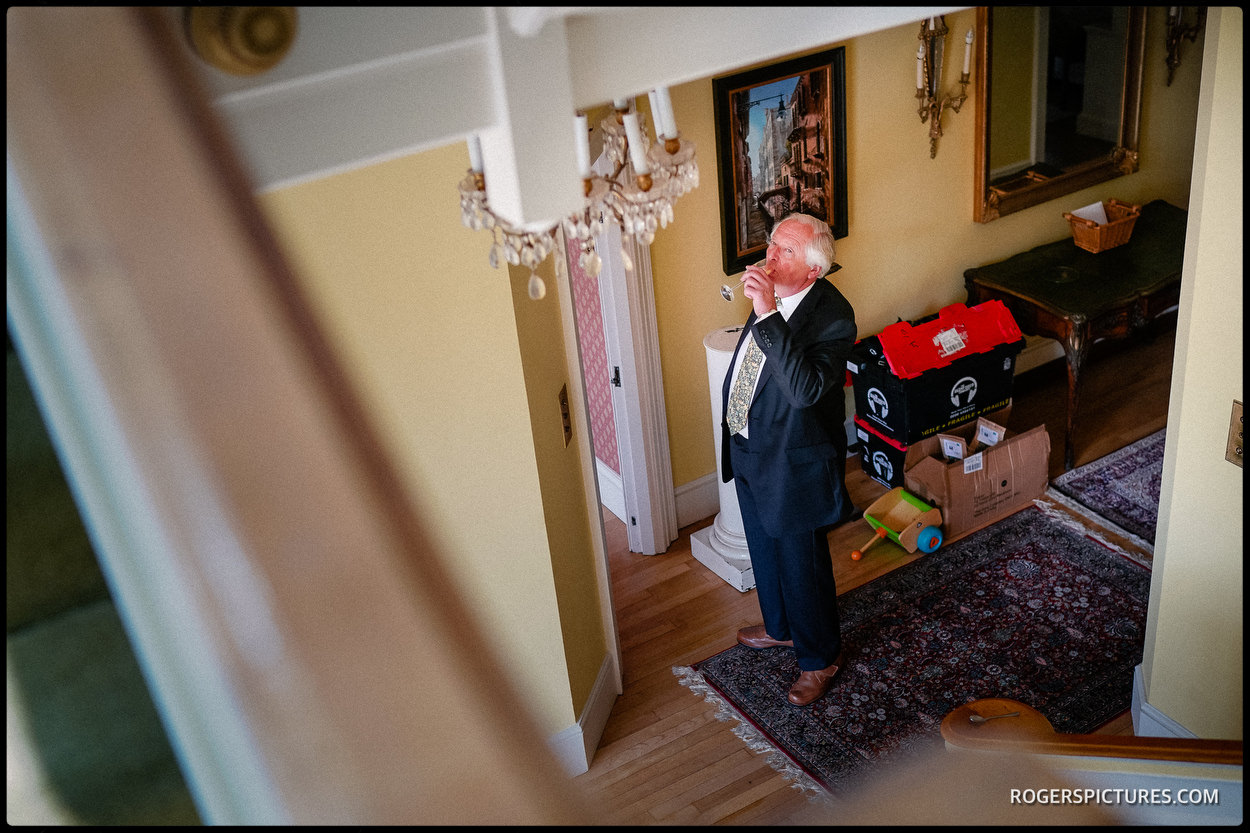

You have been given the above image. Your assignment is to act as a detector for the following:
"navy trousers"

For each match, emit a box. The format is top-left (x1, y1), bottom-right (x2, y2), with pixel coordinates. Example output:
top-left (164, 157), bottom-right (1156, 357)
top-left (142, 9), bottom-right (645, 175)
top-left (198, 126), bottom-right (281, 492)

top-left (731, 435), bottom-right (843, 671)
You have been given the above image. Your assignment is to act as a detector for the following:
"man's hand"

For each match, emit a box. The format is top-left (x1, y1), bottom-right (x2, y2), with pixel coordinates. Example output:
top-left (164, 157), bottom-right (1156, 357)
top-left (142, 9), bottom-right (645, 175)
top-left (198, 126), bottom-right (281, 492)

top-left (742, 262), bottom-right (776, 317)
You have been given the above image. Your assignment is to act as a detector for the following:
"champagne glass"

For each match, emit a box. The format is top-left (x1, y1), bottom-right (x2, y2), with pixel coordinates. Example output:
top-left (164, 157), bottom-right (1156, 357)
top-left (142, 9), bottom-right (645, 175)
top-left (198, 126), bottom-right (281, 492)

top-left (720, 260), bottom-right (769, 301)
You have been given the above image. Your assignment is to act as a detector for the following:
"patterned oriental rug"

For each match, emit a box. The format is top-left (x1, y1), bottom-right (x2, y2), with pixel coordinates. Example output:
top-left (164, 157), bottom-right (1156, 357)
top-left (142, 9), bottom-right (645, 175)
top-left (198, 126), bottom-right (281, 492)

top-left (1047, 429), bottom-right (1166, 555)
top-left (675, 506), bottom-right (1151, 797)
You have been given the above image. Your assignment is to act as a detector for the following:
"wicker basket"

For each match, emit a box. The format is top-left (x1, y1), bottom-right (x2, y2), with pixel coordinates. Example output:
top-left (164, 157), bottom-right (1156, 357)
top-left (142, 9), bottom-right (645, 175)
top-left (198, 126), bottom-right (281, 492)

top-left (1063, 199), bottom-right (1141, 253)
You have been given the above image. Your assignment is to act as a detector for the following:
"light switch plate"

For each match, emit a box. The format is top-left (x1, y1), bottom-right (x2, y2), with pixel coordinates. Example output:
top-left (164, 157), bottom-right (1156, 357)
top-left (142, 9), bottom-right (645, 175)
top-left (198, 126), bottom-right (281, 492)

top-left (559, 384), bottom-right (572, 447)
top-left (1227, 400), bottom-right (1243, 468)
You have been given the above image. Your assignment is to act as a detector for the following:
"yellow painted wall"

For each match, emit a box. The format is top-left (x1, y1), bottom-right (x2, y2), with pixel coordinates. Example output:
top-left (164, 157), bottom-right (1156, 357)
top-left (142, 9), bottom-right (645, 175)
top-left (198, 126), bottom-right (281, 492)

top-left (652, 9), bottom-right (1203, 488)
top-left (1144, 5), bottom-right (1243, 741)
top-left (259, 144), bottom-right (583, 735)
top-left (507, 253), bottom-right (608, 717)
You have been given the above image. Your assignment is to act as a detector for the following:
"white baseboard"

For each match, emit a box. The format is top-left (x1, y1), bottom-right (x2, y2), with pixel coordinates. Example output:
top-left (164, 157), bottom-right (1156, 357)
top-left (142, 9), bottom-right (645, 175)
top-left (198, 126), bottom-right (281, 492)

top-left (546, 652), bottom-right (620, 776)
top-left (1132, 664), bottom-right (1198, 738)
top-left (675, 472), bottom-right (720, 529)
top-left (596, 459), bottom-right (625, 524)
top-left (1014, 335), bottom-right (1065, 375)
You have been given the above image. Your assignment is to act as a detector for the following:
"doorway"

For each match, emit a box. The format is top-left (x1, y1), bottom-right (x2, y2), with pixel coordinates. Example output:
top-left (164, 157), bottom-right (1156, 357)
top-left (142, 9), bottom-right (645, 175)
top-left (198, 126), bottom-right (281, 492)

top-left (564, 143), bottom-right (678, 557)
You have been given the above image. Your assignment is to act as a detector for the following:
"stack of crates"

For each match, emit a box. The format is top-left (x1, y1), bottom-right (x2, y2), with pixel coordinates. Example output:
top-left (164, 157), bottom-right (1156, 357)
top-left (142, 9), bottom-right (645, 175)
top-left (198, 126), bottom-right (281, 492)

top-left (848, 301), bottom-right (1025, 488)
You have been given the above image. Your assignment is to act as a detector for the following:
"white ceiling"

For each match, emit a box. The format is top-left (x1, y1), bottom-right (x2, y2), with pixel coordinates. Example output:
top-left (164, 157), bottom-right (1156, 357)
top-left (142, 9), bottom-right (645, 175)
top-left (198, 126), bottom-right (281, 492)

top-left (169, 6), bottom-right (964, 227)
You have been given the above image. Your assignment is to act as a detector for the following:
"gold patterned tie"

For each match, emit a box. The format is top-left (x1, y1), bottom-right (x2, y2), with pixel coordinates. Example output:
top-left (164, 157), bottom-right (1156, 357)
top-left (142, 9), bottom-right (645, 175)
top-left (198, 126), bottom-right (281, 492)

top-left (726, 335), bottom-right (763, 435)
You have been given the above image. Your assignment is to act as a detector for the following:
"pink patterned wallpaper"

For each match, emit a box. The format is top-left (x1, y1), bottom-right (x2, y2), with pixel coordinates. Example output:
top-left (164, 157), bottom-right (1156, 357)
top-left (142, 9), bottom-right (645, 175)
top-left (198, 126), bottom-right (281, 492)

top-left (566, 236), bottom-right (620, 474)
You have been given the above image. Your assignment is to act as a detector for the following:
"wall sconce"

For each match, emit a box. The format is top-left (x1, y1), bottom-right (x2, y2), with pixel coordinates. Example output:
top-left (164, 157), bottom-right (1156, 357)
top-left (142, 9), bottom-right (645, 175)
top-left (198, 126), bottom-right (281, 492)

top-left (1165, 7), bottom-right (1207, 86)
top-left (915, 15), bottom-right (972, 159)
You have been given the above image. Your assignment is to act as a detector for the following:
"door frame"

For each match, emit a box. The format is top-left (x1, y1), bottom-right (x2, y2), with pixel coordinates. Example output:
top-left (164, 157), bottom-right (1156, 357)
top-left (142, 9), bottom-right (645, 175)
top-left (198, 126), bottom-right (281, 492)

top-left (592, 222), bottom-right (678, 555)
top-left (574, 145), bottom-right (678, 556)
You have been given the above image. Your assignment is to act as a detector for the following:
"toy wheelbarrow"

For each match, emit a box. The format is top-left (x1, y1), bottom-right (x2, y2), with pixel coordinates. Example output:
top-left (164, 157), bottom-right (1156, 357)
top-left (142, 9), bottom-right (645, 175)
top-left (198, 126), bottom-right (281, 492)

top-left (850, 487), bottom-right (943, 561)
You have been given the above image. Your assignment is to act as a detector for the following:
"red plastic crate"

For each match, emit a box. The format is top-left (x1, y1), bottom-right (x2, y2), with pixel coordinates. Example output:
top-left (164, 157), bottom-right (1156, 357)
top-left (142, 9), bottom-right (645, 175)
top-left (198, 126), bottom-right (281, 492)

top-left (877, 301), bottom-right (1024, 380)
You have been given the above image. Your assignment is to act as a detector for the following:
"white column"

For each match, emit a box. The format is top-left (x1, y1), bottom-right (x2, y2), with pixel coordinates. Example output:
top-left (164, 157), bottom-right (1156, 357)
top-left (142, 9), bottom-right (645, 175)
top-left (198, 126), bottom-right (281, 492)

top-left (690, 327), bottom-right (755, 591)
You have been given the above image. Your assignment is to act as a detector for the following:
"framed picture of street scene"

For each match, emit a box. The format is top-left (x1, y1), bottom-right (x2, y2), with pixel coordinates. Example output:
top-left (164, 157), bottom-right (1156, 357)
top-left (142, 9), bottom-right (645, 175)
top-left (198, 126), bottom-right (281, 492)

top-left (713, 47), bottom-right (847, 275)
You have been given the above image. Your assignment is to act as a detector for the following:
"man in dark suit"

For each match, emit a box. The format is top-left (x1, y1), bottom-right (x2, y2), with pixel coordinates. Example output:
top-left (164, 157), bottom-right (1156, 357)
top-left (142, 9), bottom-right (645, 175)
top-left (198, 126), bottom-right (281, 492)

top-left (720, 212), bottom-right (856, 707)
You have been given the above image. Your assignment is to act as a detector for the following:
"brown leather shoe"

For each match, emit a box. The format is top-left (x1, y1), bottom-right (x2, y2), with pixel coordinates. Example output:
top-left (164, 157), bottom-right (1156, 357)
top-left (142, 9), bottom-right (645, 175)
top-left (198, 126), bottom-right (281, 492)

top-left (736, 625), bottom-right (794, 650)
top-left (787, 648), bottom-right (848, 707)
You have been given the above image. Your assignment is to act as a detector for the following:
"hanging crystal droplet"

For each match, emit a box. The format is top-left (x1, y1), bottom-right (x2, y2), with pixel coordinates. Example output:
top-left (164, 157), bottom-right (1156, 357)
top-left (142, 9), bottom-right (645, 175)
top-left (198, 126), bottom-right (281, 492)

top-left (460, 110), bottom-right (697, 288)
top-left (528, 273), bottom-right (546, 300)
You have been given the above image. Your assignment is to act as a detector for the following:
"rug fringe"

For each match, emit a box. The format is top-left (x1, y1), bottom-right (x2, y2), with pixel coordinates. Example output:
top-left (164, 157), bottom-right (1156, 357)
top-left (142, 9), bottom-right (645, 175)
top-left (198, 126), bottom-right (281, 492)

top-left (1033, 496), bottom-right (1153, 568)
top-left (673, 665), bottom-right (834, 802)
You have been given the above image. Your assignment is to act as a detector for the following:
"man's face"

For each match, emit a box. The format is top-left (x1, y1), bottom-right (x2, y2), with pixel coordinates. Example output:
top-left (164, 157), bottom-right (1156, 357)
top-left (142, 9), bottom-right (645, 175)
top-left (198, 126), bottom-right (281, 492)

top-left (765, 220), bottom-right (819, 296)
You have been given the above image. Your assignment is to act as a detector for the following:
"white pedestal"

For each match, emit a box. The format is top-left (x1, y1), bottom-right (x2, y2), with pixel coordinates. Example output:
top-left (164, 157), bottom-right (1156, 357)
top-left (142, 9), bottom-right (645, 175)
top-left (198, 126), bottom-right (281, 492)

top-left (691, 327), bottom-right (755, 592)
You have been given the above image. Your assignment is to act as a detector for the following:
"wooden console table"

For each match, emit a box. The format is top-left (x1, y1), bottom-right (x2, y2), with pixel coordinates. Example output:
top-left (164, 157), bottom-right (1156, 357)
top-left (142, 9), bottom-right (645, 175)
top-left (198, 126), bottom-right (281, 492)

top-left (964, 200), bottom-right (1186, 471)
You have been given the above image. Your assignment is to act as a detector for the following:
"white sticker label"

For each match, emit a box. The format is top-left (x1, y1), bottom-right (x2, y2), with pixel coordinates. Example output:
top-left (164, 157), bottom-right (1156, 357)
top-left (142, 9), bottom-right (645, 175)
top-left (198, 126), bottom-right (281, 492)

top-left (977, 425), bottom-right (1004, 446)
top-left (940, 437), bottom-right (965, 459)
top-left (963, 452), bottom-right (984, 474)
top-left (934, 327), bottom-right (967, 357)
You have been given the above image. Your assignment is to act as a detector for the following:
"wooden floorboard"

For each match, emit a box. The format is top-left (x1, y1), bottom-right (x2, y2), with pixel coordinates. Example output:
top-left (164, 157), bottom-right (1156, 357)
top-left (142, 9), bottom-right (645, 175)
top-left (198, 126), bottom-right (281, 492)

top-left (571, 324), bottom-right (1174, 824)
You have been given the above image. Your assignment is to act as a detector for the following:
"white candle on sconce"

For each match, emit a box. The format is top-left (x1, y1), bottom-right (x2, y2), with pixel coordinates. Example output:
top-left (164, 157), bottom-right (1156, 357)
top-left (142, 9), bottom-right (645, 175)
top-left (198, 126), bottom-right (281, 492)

top-left (467, 134), bottom-right (483, 173)
top-left (916, 43), bottom-right (924, 89)
top-left (622, 111), bottom-right (651, 175)
top-left (963, 28), bottom-right (974, 76)
top-left (573, 114), bottom-right (591, 179)
top-left (656, 86), bottom-right (677, 139)
top-left (647, 89), bottom-right (663, 136)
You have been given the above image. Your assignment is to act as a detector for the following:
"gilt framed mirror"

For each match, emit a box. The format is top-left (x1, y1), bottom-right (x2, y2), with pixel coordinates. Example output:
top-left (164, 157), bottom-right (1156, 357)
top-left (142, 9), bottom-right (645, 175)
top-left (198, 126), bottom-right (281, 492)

top-left (973, 6), bottom-right (1146, 223)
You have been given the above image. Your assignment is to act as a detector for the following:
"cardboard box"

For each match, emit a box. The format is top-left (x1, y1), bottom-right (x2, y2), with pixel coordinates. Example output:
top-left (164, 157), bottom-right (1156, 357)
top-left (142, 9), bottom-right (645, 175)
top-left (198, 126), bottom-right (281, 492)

top-left (849, 301), bottom-right (1025, 443)
top-left (904, 420), bottom-right (1050, 541)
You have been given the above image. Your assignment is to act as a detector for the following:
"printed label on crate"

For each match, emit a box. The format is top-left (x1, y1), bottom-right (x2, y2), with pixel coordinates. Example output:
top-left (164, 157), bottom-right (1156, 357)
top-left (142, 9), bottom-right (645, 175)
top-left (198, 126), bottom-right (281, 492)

top-left (870, 451), bottom-right (896, 484)
top-left (933, 326), bottom-right (968, 358)
top-left (949, 376), bottom-right (979, 407)
top-left (913, 396), bottom-right (1013, 440)
top-left (963, 452), bottom-right (984, 474)
top-left (865, 387), bottom-right (890, 419)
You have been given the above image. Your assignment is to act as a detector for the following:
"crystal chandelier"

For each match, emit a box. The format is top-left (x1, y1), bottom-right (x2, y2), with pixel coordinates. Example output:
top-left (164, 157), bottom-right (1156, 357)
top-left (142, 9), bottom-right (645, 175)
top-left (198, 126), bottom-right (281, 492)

top-left (458, 88), bottom-right (697, 300)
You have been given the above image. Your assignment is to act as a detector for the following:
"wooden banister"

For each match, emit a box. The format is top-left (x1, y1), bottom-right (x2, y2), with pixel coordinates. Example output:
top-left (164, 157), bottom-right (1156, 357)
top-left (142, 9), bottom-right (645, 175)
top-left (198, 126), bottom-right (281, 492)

top-left (942, 699), bottom-right (1243, 766)
top-left (7, 8), bottom-right (588, 824)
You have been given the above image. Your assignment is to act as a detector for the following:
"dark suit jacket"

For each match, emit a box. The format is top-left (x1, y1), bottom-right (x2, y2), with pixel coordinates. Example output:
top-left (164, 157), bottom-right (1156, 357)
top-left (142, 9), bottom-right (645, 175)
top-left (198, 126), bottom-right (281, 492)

top-left (720, 277), bottom-right (857, 537)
